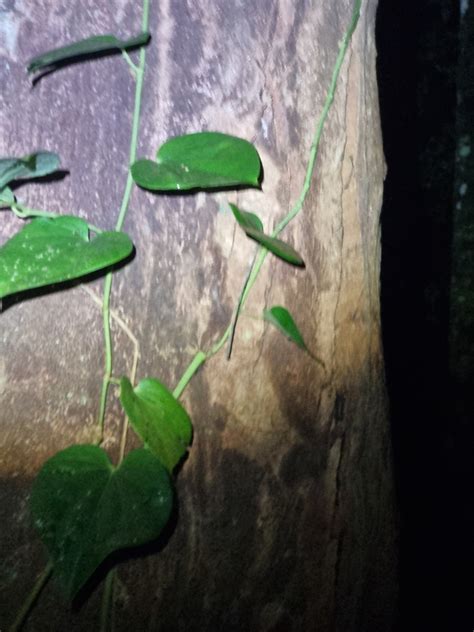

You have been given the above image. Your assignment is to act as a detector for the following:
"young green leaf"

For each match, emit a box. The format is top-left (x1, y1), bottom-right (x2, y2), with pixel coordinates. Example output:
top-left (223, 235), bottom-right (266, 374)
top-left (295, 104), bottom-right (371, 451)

top-left (263, 305), bottom-right (307, 350)
top-left (229, 203), bottom-right (264, 233)
top-left (30, 445), bottom-right (173, 599)
top-left (230, 204), bottom-right (304, 266)
top-left (131, 132), bottom-right (261, 191)
top-left (0, 215), bottom-right (133, 299)
top-left (27, 32), bottom-right (151, 73)
top-left (0, 186), bottom-right (14, 206)
top-left (120, 377), bottom-right (193, 473)
top-left (0, 152), bottom-right (60, 190)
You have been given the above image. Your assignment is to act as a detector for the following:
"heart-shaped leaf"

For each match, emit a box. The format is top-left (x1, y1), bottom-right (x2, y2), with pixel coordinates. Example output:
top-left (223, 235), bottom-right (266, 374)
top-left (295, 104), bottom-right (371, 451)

top-left (27, 32), bottom-right (151, 73)
top-left (120, 377), bottom-right (192, 472)
top-left (230, 204), bottom-right (304, 266)
top-left (30, 445), bottom-right (173, 599)
top-left (263, 305), bottom-right (307, 349)
top-left (131, 132), bottom-right (261, 191)
top-left (0, 152), bottom-right (60, 190)
top-left (0, 215), bottom-right (133, 299)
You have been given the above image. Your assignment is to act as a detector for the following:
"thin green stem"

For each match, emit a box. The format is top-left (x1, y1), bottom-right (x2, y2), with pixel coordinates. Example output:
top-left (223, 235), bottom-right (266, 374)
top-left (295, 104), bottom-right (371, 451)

top-left (171, 0), bottom-right (361, 397)
top-left (97, 272), bottom-right (113, 439)
top-left (100, 570), bottom-right (115, 632)
top-left (227, 250), bottom-right (257, 360)
top-left (227, 0), bottom-right (362, 337)
top-left (173, 351), bottom-right (206, 399)
top-left (121, 50), bottom-right (139, 75)
top-left (97, 0), bottom-right (150, 435)
top-left (8, 561), bottom-right (53, 632)
top-left (10, 202), bottom-right (103, 234)
top-left (99, 2), bottom-right (150, 629)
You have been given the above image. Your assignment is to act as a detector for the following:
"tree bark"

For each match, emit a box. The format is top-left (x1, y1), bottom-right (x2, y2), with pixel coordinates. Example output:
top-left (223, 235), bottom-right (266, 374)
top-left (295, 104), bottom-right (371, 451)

top-left (0, 1), bottom-right (397, 630)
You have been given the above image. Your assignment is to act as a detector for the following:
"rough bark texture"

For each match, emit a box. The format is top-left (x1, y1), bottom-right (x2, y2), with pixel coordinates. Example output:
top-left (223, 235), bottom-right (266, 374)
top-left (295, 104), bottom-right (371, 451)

top-left (0, 1), bottom-right (396, 630)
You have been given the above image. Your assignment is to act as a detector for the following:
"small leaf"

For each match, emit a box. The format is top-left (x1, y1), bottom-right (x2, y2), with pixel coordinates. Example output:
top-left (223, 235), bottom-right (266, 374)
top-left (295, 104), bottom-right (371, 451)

top-left (230, 204), bottom-right (304, 266)
top-left (30, 445), bottom-right (173, 599)
top-left (0, 152), bottom-right (60, 190)
top-left (131, 132), bottom-right (261, 191)
top-left (229, 203), bottom-right (263, 233)
top-left (0, 186), bottom-right (15, 206)
top-left (27, 32), bottom-right (151, 73)
top-left (0, 215), bottom-right (133, 299)
top-left (120, 377), bottom-right (192, 472)
top-left (263, 305), bottom-right (307, 350)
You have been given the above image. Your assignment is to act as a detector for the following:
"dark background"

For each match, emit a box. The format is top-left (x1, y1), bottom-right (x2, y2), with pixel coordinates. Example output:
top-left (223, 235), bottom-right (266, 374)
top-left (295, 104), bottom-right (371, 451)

top-left (376, 0), bottom-right (473, 629)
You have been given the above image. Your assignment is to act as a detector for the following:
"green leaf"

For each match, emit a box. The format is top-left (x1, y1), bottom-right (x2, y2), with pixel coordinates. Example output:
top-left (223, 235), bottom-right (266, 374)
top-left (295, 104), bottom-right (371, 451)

top-left (131, 132), bottom-right (261, 191)
top-left (230, 204), bottom-right (304, 266)
top-left (27, 32), bottom-right (151, 73)
top-left (263, 305), bottom-right (307, 350)
top-left (0, 152), bottom-right (60, 190)
top-left (0, 186), bottom-right (15, 206)
top-left (120, 377), bottom-right (192, 473)
top-left (0, 215), bottom-right (133, 299)
top-left (229, 203), bottom-right (263, 233)
top-left (30, 445), bottom-right (173, 599)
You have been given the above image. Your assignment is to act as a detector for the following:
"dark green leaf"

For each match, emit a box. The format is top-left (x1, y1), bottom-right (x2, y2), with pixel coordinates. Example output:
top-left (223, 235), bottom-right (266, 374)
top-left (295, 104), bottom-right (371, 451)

top-left (229, 203), bottom-right (263, 233)
top-left (120, 377), bottom-right (192, 472)
top-left (0, 215), bottom-right (133, 299)
top-left (131, 132), bottom-right (261, 191)
top-left (0, 152), bottom-right (60, 190)
top-left (27, 32), bottom-right (151, 73)
top-left (263, 305), bottom-right (307, 349)
top-left (230, 204), bottom-right (304, 266)
top-left (30, 445), bottom-right (173, 599)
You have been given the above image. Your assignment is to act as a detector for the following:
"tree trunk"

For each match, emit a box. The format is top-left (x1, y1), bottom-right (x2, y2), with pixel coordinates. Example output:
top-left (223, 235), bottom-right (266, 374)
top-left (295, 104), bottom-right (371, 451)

top-left (0, 1), bottom-right (397, 630)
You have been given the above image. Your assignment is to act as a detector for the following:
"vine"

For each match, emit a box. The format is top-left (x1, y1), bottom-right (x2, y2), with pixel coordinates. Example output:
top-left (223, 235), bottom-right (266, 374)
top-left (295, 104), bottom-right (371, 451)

top-left (1, 0), bottom-right (361, 629)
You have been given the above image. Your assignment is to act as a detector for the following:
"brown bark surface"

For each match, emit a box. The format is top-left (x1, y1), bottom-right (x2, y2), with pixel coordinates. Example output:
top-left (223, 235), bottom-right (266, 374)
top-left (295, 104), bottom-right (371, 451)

top-left (0, 1), bottom-right (397, 630)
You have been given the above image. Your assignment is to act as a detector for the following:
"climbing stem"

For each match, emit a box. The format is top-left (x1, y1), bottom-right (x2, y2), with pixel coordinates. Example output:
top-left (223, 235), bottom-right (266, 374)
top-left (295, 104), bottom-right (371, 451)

top-left (227, 0), bottom-right (362, 336)
top-left (172, 0), bottom-right (361, 397)
top-left (97, 0), bottom-right (150, 437)
top-left (98, 1), bottom-right (150, 628)
top-left (8, 561), bottom-right (53, 632)
top-left (10, 202), bottom-right (103, 234)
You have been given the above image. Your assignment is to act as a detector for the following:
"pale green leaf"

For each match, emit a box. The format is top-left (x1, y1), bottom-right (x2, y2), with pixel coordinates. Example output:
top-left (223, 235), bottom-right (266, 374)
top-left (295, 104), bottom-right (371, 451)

top-left (0, 152), bottom-right (60, 190)
top-left (0, 216), bottom-right (133, 299)
top-left (120, 377), bottom-right (192, 472)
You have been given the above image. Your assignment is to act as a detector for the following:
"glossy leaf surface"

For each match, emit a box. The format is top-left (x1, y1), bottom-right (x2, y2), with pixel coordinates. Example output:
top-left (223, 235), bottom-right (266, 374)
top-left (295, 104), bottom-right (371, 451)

top-left (230, 204), bottom-right (304, 266)
top-left (131, 132), bottom-right (261, 191)
top-left (0, 152), bottom-right (60, 190)
top-left (0, 216), bottom-right (133, 299)
top-left (263, 305), bottom-right (307, 349)
top-left (120, 377), bottom-right (192, 472)
top-left (27, 32), bottom-right (151, 73)
top-left (30, 445), bottom-right (173, 599)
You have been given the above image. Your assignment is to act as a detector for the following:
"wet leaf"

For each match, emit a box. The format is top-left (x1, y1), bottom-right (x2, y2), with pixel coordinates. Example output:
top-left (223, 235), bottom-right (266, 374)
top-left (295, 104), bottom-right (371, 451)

top-left (131, 132), bottom-right (261, 191)
top-left (120, 377), bottom-right (192, 472)
top-left (0, 215), bottom-right (133, 299)
top-left (30, 445), bottom-right (173, 599)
